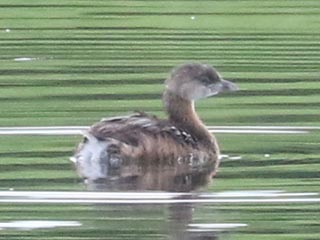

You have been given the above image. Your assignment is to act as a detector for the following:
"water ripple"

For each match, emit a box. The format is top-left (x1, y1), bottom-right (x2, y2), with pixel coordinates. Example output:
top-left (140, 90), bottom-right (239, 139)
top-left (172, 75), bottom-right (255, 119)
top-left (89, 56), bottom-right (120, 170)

top-left (0, 190), bottom-right (318, 204)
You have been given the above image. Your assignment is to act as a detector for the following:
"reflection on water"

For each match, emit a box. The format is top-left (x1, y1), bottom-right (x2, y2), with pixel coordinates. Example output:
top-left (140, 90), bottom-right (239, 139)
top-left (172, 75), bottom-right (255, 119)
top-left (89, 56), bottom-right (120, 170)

top-left (0, 127), bottom-right (319, 240)
top-left (0, 220), bottom-right (81, 230)
top-left (0, 128), bottom-right (319, 239)
top-left (0, 190), bottom-right (318, 239)
top-left (13, 57), bottom-right (38, 62)
top-left (187, 223), bottom-right (247, 240)
top-left (0, 126), bottom-right (316, 135)
top-left (83, 161), bottom-right (213, 192)
top-left (0, 190), bottom-right (318, 204)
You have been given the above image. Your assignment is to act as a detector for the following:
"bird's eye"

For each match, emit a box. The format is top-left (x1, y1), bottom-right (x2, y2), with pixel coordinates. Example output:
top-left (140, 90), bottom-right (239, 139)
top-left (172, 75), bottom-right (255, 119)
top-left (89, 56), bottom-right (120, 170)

top-left (199, 77), bottom-right (211, 85)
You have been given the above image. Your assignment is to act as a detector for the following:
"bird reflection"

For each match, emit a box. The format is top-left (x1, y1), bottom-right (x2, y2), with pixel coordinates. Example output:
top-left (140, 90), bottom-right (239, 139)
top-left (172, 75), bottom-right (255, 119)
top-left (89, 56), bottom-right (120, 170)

top-left (84, 157), bottom-right (214, 192)
top-left (82, 162), bottom-right (220, 240)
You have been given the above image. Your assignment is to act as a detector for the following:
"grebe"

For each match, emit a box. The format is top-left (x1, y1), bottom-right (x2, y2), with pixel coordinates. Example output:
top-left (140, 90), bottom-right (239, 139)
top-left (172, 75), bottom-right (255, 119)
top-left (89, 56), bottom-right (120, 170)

top-left (71, 63), bottom-right (238, 183)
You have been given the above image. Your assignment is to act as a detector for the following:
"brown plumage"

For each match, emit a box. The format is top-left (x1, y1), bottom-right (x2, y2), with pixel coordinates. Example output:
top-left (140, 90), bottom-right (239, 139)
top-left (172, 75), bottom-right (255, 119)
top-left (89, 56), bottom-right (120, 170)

top-left (70, 63), bottom-right (238, 189)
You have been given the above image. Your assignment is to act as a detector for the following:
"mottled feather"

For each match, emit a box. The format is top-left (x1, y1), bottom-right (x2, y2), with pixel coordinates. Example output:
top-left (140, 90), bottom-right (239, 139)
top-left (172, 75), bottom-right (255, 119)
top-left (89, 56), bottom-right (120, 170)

top-left (89, 112), bottom-right (197, 147)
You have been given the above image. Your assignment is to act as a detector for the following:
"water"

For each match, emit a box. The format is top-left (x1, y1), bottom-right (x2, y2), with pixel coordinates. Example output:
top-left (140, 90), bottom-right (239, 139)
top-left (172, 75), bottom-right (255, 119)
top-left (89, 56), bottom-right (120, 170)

top-left (0, 126), bottom-right (314, 135)
top-left (0, 190), bottom-right (318, 239)
top-left (0, 0), bottom-right (320, 239)
top-left (0, 129), bottom-right (319, 239)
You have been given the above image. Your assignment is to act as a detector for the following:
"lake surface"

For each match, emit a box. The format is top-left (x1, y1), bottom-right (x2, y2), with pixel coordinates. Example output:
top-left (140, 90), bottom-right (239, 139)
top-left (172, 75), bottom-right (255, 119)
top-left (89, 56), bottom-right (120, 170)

top-left (0, 1), bottom-right (319, 239)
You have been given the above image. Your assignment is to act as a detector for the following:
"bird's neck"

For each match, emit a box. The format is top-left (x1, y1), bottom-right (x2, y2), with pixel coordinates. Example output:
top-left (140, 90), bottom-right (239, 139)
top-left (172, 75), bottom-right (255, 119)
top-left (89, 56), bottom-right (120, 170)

top-left (163, 89), bottom-right (213, 145)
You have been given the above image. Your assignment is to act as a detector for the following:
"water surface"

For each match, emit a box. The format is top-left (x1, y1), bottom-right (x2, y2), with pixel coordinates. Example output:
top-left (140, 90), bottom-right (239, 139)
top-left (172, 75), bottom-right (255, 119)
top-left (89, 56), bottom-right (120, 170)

top-left (0, 0), bottom-right (320, 239)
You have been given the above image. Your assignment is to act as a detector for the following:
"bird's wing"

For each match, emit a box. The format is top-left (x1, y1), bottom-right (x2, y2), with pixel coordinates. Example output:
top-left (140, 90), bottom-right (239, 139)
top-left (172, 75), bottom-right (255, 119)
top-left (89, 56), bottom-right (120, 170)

top-left (88, 112), bottom-right (196, 147)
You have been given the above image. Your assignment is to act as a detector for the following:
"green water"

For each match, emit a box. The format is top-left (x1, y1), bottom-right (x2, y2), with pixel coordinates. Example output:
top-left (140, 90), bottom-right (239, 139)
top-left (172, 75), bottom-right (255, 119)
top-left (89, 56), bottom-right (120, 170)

top-left (0, 1), bottom-right (319, 239)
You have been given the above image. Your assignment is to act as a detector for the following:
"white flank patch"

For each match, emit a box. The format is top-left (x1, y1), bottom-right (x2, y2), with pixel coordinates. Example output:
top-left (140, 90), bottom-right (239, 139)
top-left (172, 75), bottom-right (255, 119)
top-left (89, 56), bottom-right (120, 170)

top-left (73, 132), bottom-right (110, 179)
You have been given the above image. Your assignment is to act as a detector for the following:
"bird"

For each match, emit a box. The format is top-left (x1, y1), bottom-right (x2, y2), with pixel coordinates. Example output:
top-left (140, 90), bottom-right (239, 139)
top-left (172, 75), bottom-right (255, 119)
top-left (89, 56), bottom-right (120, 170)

top-left (70, 63), bottom-right (238, 186)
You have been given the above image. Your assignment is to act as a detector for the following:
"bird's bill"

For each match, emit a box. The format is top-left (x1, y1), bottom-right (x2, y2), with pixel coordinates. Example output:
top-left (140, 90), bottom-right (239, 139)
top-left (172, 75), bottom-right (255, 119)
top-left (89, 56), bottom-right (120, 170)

top-left (220, 79), bottom-right (239, 92)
